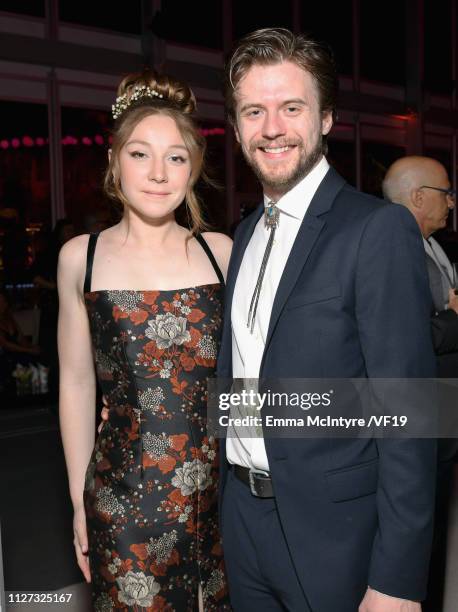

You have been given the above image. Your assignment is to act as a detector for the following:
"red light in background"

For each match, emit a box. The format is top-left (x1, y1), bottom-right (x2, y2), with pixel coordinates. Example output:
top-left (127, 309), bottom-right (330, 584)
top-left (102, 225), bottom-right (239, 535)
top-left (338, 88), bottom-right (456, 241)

top-left (200, 127), bottom-right (225, 136)
top-left (390, 111), bottom-right (417, 122)
top-left (0, 127), bottom-right (224, 150)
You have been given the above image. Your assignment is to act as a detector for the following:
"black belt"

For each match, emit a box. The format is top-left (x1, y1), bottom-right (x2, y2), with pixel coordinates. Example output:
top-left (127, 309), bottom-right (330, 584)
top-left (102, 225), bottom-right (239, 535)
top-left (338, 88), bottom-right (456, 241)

top-left (233, 465), bottom-right (275, 498)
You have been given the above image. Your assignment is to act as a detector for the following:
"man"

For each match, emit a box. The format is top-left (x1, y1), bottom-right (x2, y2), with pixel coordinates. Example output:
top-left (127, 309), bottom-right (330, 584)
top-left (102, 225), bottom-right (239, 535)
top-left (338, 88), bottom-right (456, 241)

top-left (382, 156), bottom-right (458, 375)
top-left (217, 29), bottom-right (437, 612)
top-left (383, 156), bottom-right (458, 612)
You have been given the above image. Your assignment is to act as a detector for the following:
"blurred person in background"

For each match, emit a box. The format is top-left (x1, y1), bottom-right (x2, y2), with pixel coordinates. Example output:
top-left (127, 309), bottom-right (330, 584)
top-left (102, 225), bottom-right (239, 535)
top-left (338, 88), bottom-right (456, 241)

top-left (0, 289), bottom-right (40, 393)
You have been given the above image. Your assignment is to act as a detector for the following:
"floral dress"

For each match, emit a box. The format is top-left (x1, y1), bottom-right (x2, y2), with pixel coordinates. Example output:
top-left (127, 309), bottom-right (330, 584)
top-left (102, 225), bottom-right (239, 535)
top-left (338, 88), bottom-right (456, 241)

top-left (82, 233), bottom-right (230, 611)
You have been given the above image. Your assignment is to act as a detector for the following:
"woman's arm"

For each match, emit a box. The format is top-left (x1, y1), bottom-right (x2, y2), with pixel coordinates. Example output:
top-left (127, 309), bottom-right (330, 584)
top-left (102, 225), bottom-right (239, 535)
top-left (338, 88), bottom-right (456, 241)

top-left (57, 235), bottom-right (95, 512)
top-left (58, 235), bottom-right (95, 582)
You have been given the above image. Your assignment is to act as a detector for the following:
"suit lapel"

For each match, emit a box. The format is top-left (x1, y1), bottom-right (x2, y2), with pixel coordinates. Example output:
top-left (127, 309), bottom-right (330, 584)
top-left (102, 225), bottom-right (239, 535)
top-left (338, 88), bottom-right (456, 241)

top-left (261, 168), bottom-right (347, 368)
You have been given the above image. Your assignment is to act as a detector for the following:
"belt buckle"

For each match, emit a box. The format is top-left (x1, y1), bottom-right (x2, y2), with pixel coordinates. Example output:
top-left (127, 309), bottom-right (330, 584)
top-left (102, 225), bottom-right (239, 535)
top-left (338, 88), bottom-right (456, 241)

top-left (248, 469), bottom-right (270, 497)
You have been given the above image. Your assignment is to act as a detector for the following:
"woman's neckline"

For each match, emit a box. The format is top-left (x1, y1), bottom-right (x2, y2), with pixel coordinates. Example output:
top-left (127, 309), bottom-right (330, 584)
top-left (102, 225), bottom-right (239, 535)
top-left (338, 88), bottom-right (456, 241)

top-left (84, 282), bottom-right (222, 295)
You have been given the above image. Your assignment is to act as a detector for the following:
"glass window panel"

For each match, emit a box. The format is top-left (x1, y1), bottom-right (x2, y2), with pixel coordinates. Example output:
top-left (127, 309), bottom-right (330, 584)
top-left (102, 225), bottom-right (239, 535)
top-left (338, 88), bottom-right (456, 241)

top-left (61, 107), bottom-right (114, 234)
top-left (423, 147), bottom-right (452, 177)
top-left (235, 148), bottom-right (262, 199)
top-left (300, 2), bottom-right (353, 76)
top-left (150, 0), bottom-right (223, 49)
top-left (424, 0), bottom-right (453, 94)
top-left (59, 1), bottom-right (142, 34)
top-left (0, 1), bottom-right (45, 18)
top-left (0, 101), bottom-right (50, 285)
top-left (197, 122), bottom-right (227, 231)
top-left (327, 132), bottom-right (356, 186)
top-left (233, 0), bottom-right (293, 40)
top-left (360, 0), bottom-right (406, 85)
top-left (362, 141), bottom-right (405, 197)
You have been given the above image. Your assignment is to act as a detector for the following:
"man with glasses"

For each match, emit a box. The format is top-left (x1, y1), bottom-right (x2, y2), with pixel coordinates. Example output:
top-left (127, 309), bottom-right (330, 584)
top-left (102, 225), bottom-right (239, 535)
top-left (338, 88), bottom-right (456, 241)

top-left (383, 156), bottom-right (457, 325)
top-left (383, 155), bottom-right (458, 612)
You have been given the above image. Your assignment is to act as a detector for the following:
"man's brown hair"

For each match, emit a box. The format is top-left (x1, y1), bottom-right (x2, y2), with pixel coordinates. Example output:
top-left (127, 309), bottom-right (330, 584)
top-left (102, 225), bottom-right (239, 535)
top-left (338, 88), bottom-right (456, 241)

top-left (225, 28), bottom-right (338, 152)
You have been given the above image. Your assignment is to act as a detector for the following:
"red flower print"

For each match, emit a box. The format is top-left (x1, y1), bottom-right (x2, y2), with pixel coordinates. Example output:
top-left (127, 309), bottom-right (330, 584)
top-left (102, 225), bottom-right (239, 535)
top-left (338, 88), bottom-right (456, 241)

top-left (142, 291), bottom-right (160, 305)
top-left (143, 341), bottom-right (165, 360)
top-left (188, 308), bottom-right (205, 323)
top-left (184, 326), bottom-right (201, 348)
top-left (170, 375), bottom-right (188, 395)
top-left (112, 305), bottom-right (129, 322)
top-left (143, 452), bottom-right (177, 473)
top-left (169, 434), bottom-right (188, 452)
top-left (179, 353), bottom-right (195, 372)
top-left (129, 309), bottom-right (149, 325)
top-left (130, 542), bottom-right (148, 561)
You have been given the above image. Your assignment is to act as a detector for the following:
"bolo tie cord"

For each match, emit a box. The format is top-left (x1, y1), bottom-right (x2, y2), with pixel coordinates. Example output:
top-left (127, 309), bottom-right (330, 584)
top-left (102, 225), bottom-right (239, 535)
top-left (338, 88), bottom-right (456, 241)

top-left (247, 202), bottom-right (279, 333)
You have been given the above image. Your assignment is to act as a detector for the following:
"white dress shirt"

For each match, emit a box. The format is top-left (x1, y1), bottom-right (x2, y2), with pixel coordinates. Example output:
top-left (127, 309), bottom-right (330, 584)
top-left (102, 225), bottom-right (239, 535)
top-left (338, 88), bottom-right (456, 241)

top-left (424, 236), bottom-right (454, 309)
top-left (227, 157), bottom-right (330, 471)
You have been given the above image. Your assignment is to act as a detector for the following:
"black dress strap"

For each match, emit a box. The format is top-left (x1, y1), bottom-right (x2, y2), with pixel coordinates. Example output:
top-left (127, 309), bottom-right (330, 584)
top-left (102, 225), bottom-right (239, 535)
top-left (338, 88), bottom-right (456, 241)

top-left (195, 234), bottom-right (225, 286)
top-left (84, 232), bottom-right (100, 294)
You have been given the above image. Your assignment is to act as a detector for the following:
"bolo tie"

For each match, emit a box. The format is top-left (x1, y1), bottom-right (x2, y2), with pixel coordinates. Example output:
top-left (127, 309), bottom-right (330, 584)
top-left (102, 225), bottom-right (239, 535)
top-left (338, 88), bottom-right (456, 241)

top-left (247, 201), bottom-right (280, 333)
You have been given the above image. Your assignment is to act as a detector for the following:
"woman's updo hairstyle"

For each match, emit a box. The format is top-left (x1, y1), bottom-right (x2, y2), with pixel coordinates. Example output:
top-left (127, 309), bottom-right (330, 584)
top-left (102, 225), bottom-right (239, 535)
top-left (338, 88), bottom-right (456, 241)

top-left (104, 69), bottom-right (209, 234)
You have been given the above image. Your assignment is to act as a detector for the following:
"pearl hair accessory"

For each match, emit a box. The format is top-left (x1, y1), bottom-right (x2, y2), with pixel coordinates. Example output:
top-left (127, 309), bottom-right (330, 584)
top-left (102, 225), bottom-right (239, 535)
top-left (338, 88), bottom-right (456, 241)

top-left (111, 85), bottom-right (164, 120)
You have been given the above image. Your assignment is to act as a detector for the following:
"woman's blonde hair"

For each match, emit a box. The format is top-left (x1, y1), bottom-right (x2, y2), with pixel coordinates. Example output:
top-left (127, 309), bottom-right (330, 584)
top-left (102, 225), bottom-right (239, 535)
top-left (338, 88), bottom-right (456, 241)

top-left (104, 70), bottom-right (209, 234)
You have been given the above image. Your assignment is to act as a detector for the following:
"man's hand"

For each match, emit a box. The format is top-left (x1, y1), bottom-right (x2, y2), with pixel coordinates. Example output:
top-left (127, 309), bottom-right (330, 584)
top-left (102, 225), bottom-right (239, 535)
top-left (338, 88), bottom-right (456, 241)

top-left (359, 588), bottom-right (421, 611)
top-left (447, 288), bottom-right (458, 314)
top-left (98, 395), bottom-right (109, 434)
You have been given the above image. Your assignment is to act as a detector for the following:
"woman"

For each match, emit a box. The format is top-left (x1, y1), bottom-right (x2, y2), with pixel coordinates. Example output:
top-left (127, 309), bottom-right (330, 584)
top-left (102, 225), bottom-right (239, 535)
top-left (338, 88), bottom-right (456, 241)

top-left (58, 70), bottom-right (232, 611)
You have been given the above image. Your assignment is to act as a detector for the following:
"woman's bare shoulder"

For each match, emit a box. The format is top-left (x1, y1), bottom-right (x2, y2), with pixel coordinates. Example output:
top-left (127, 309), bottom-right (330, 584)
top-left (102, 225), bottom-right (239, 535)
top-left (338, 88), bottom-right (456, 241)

top-left (57, 234), bottom-right (91, 285)
top-left (201, 231), bottom-right (233, 278)
top-left (201, 231), bottom-right (232, 253)
top-left (59, 233), bottom-right (90, 263)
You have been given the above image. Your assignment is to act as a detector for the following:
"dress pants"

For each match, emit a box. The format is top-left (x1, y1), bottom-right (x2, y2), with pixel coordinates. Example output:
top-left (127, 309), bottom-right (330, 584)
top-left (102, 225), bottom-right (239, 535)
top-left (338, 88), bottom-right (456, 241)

top-left (222, 468), bottom-right (312, 611)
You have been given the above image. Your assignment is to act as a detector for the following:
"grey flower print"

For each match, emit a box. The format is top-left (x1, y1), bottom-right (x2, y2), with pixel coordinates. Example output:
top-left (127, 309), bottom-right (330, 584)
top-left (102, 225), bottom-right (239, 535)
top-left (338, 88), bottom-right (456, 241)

top-left (171, 458), bottom-right (213, 496)
top-left (107, 290), bottom-right (143, 314)
top-left (138, 387), bottom-right (165, 413)
top-left (198, 334), bottom-right (217, 359)
top-left (142, 432), bottom-right (171, 459)
top-left (145, 313), bottom-right (191, 349)
top-left (95, 486), bottom-right (125, 517)
top-left (204, 568), bottom-right (225, 599)
top-left (146, 529), bottom-right (179, 564)
top-left (93, 592), bottom-right (114, 612)
top-left (116, 571), bottom-right (160, 607)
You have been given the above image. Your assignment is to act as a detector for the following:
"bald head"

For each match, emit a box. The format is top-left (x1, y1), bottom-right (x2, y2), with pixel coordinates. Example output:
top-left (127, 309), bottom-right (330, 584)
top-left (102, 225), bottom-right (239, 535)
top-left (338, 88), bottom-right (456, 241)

top-left (382, 156), bottom-right (446, 204)
top-left (382, 156), bottom-right (453, 237)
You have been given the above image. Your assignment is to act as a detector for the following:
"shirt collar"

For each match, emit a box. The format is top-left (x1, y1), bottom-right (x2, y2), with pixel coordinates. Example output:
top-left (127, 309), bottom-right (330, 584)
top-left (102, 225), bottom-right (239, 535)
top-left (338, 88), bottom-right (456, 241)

top-left (263, 156), bottom-right (330, 221)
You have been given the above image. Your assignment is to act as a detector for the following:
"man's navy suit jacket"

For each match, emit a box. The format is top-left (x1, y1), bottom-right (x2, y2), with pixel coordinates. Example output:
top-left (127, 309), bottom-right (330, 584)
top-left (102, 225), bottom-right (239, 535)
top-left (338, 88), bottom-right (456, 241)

top-left (216, 167), bottom-right (437, 612)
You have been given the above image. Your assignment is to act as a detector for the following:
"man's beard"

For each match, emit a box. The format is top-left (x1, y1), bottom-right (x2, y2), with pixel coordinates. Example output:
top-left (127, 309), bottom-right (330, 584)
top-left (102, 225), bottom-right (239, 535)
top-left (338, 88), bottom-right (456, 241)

top-left (242, 136), bottom-right (323, 195)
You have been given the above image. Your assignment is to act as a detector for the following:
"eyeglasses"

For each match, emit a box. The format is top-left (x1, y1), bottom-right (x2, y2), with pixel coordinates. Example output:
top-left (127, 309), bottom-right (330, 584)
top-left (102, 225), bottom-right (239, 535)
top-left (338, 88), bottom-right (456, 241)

top-left (419, 185), bottom-right (456, 198)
